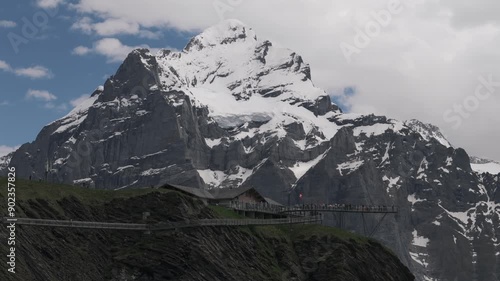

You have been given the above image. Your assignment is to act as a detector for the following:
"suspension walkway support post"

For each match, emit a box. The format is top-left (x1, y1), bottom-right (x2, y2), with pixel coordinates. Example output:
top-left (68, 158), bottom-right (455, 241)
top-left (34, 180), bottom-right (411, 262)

top-left (339, 212), bottom-right (344, 229)
top-left (362, 212), bottom-right (367, 236)
top-left (369, 213), bottom-right (388, 238)
top-left (142, 212), bottom-right (151, 235)
top-left (267, 204), bottom-right (398, 237)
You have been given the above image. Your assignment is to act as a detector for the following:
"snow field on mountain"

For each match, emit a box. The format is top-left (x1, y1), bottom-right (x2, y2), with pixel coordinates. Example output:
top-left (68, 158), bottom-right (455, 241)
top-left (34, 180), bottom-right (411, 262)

top-left (471, 162), bottom-right (500, 175)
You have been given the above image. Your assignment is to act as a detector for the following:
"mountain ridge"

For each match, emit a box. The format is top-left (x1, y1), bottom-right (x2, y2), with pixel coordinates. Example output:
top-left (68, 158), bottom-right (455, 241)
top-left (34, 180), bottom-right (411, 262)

top-left (3, 19), bottom-right (500, 281)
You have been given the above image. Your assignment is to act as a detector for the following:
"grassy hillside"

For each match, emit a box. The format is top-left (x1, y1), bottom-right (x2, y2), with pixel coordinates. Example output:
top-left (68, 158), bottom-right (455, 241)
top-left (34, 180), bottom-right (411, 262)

top-left (0, 177), bottom-right (168, 203)
top-left (0, 178), bottom-right (413, 281)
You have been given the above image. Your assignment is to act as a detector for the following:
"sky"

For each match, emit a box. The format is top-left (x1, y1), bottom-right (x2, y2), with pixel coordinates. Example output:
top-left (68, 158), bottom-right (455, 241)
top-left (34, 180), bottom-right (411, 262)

top-left (0, 0), bottom-right (499, 162)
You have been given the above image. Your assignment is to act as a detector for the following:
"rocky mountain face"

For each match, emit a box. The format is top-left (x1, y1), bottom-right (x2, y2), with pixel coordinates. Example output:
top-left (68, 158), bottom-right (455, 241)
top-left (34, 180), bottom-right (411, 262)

top-left (0, 152), bottom-right (14, 172)
top-left (4, 19), bottom-right (500, 280)
top-left (0, 181), bottom-right (414, 281)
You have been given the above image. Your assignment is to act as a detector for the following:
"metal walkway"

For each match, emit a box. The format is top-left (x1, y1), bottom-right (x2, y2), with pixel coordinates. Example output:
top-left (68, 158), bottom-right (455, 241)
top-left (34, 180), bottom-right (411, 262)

top-left (3, 218), bottom-right (148, 230)
top-left (3, 202), bottom-right (397, 237)
top-left (151, 216), bottom-right (321, 230)
top-left (226, 202), bottom-right (398, 237)
top-left (227, 202), bottom-right (398, 214)
top-left (2, 216), bottom-right (322, 232)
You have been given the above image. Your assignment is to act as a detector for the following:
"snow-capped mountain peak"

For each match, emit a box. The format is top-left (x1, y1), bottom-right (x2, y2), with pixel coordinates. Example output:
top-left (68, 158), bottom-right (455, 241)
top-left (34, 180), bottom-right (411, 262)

top-left (158, 20), bottom-right (318, 103)
top-left (404, 119), bottom-right (451, 148)
top-left (0, 152), bottom-right (14, 172)
top-left (184, 19), bottom-right (257, 52)
top-left (152, 20), bottom-right (341, 140)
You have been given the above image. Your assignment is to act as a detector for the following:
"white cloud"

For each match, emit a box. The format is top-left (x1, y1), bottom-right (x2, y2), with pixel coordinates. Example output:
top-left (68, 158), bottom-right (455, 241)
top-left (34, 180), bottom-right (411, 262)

top-left (0, 101), bottom-right (10, 106)
top-left (44, 102), bottom-right (68, 111)
top-left (71, 0), bottom-right (216, 31)
top-left (70, 94), bottom-right (90, 107)
top-left (0, 145), bottom-right (20, 158)
top-left (92, 18), bottom-right (140, 36)
top-left (69, 0), bottom-right (500, 161)
top-left (36, 0), bottom-right (64, 9)
top-left (0, 20), bottom-right (16, 28)
top-left (0, 60), bottom-right (53, 79)
top-left (72, 46), bottom-right (91, 55)
top-left (137, 30), bottom-right (162, 39)
top-left (93, 38), bottom-right (136, 62)
top-left (71, 16), bottom-right (161, 38)
top-left (0, 60), bottom-right (12, 71)
top-left (14, 65), bottom-right (53, 79)
top-left (72, 38), bottom-right (157, 62)
top-left (440, 0), bottom-right (500, 29)
top-left (26, 89), bottom-right (57, 102)
top-left (71, 17), bottom-right (93, 34)
top-left (25, 90), bottom-right (68, 111)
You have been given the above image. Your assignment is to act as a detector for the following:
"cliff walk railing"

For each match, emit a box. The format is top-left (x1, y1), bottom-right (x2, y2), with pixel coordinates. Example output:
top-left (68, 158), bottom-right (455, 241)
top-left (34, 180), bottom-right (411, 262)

top-left (2, 215), bottom-right (322, 231)
top-left (225, 202), bottom-right (399, 214)
top-left (219, 202), bottom-right (284, 214)
top-left (151, 216), bottom-right (321, 230)
top-left (224, 202), bottom-right (398, 237)
top-left (3, 218), bottom-right (148, 230)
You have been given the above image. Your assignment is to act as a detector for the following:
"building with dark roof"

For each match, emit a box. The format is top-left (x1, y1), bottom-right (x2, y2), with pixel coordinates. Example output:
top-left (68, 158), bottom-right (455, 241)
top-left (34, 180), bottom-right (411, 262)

top-left (162, 183), bottom-right (214, 202)
top-left (162, 183), bottom-right (268, 205)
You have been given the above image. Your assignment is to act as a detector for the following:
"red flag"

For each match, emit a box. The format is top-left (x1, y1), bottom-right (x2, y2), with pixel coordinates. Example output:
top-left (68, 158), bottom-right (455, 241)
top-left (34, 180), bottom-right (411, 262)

top-left (299, 193), bottom-right (303, 200)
